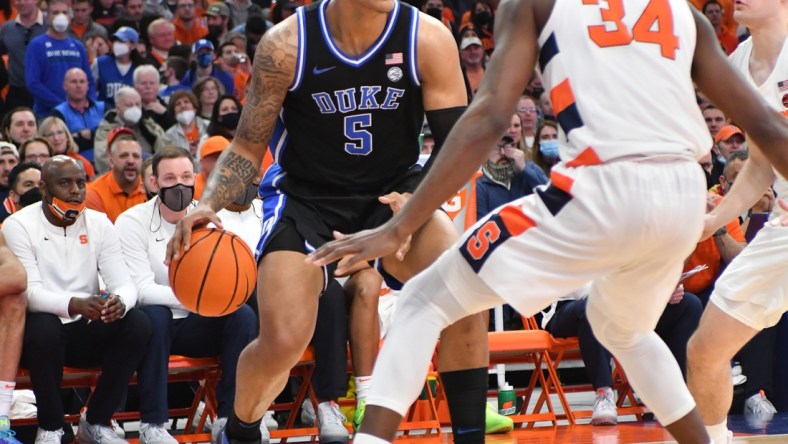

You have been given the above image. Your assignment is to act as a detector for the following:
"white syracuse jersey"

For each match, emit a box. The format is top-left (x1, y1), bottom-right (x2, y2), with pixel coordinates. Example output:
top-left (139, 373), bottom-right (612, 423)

top-left (539, 0), bottom-right (711, 165)
top-left (729, 37), bottom-right (788, 215)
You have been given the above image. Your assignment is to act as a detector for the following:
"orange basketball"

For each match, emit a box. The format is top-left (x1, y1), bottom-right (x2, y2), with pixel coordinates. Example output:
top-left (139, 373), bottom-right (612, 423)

top-left (169, 228), bottom-right (257, 317)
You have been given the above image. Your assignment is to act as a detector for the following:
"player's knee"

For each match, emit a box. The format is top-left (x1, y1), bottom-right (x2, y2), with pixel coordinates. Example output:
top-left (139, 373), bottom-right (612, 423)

top-left (262, 325), bottom-right (313, 363)
top-left (0, 291), bottom-right (27, 319)
top-left (686, 332), bottom-right (724, 369)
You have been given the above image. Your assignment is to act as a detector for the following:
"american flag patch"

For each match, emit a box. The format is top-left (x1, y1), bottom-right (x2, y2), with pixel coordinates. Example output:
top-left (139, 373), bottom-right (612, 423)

top-left (385, 53), bottom-right (403, 65)
top-left (779, 80), bottom-right (788, 92)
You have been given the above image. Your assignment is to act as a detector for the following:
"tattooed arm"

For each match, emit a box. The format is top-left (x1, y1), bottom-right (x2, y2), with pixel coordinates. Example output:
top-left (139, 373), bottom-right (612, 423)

top-left (201, 19), bottom-right (299, 211)
top-left (165, 17), bottom-right (298, 263)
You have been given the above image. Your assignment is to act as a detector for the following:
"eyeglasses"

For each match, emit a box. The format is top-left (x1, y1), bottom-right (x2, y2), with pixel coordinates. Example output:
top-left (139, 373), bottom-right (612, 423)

top-left (496, 143), bottom-right (513, 150)
top-left (517, 107), bottom-right (537, 114)
top-left (44, 129), bottom-right (66, 138)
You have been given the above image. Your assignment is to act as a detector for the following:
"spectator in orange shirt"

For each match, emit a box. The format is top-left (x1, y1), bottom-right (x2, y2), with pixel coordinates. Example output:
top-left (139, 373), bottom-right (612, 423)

top-left (173, 0), bottom-right (207, 46)
top-left (217, 40), bottom-right (251, 101)
top-left (85, 127), bottom-right (146, 223)
top-left (682, 191), bottom-right (746, 304)
top-left (459, 0), bottom-right (494, 54)
top-left (193, 135), bottom-right (228, 200)
top-left (703, 0), bottom-right (739, 55)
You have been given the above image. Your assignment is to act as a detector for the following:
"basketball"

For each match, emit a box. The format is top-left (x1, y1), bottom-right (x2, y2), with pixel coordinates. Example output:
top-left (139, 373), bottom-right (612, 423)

top-left (168, 228), bottom-right (257, 317)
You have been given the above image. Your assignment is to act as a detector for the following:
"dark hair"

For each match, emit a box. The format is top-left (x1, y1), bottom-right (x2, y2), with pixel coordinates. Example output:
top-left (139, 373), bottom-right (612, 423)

top-left (164, 56), bottom-right (190, 81)
top-left (193, 76), bottom-right (226, 114)
top-left (167, 90), bottom-right (200, 121)
top-left (8, 162), bottom-right (42, 190)
top-left (218, 40), bottom-right (237, 53)
top-left (702, 0), bottom-right (722, 13)
top-left (2, 107), bottom-right (35, 137)
top-left (19, 137), bottom-right (54, 160)
top-left (246, 13), bottom-right (267, 35)
top-left (152, 146), bottom-right (194, 176)
top-left (207, 95), bottom-right (242, 138)
top-left (531, 121), bottom-right (558, 175)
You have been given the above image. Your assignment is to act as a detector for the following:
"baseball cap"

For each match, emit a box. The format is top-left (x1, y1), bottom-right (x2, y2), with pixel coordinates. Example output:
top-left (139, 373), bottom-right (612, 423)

top-left (200, 136), bottom-right (230, 159)
top-left (205, 2), bottom-right (230, 17)
top-left (112, 27), bottom-right (139, 44)
top-left (0, 141), bottom-right (19, 158)
top-left (460, 36), bottom-right (483, 50)
top-left (714, 125), bottom-right (744, 144)
top-left (106, 127), bottom-right (137, 151)
top-left (193, 39), bottom-right (215, 54)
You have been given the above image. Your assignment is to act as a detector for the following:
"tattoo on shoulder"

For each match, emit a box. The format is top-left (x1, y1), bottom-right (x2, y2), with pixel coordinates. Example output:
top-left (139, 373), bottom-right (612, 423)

top-left (206, 152), bottom-right (258, 209)
top-left (236, 26), bottom-right (298, 145)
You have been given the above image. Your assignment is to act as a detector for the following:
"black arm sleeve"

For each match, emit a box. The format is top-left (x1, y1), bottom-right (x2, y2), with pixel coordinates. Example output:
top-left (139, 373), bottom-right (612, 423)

top-left (422, 106), bottom-right (467, 177)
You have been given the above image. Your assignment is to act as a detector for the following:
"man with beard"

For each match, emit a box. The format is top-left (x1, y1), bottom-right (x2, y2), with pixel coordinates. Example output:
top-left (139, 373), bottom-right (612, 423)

top-left (0, 162), bottom-right (41, 225)
top-left (86, 128), bottom-right (146, 223)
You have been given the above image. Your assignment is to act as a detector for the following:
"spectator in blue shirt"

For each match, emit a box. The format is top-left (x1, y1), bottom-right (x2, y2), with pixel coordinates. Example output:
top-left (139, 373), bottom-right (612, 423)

top-left (93, 26), bottom-right (142, 109)
top-left (52, 68), bottom-right (106, 156)
top-left (25, 0), bottom-right (96, 117)
top-left (180, 39), bottom-right (235, 96)
top-left (0, 0), bottom-right (46, 110)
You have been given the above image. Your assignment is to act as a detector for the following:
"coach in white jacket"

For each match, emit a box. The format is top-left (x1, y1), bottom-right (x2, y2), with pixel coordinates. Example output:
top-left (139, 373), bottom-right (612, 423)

top-left (3, 156), bottom-right (151, 444)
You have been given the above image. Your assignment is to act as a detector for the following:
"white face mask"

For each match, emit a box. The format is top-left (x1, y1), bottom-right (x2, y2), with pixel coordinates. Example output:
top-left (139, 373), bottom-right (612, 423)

top-left (176, 110), bottom-right (195, 126)
top-left (122, 106), bottom-right (142, 125)
top-left (52, 13), bottom-right (70, 33)
top-left (112, 41), bottom-right (130, 57)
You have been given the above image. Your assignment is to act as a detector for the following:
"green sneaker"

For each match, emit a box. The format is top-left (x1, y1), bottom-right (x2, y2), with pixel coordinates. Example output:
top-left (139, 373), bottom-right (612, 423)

top-left (485, 403), bottom-right (513, 434)
top-left (352, 398), bottom-right (366, 433)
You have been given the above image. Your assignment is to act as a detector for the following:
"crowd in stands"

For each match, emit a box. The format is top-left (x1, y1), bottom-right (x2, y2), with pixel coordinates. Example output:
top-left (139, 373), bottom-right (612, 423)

top-left (0, 0), bottom-right (784, 442)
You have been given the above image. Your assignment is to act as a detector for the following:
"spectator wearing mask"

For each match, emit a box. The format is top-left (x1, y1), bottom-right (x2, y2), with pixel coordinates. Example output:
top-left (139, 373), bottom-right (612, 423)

top-left (165, 90), bottom-right (209, 157)
top-left (204, 2), bottom-right (232, 47)
top-left (0, 161), bottom-right (41, 224)
top-left (460, 0), bottom-right (493, 53)
top-left (0, 142), bottom-right (19, 202)
top-left (135, 64), bottom-right (177, 130)
top-left (53, 67), bottom-right (107, 155)
top-left (0, 0), bottom-right (46, 110)
top-left (145, 19), bottom-right (176, 68)
top-left (94, 87), bottom-right (171, 174)
top-left (93, 27), bottom-right (143, 109)
top-left (181, 39), bottom-right (235, 96)
top-left (421, 0), bottom-right (458, 42)
top-left (205, 95), bottom-right (241, 142)
top-left (25, 0), bottom-right (96, 117)
top-left (531, 121), bottom-right (559, 175)
top-left (86, 128), bottom-right (146, 223)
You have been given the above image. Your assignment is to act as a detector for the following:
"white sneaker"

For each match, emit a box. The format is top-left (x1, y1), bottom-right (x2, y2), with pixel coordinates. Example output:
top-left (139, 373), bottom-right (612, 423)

top-left (744, 390), bottom-right (777, 419)
top-left (139, 423), bottom-right (177, 444)
top-left (301, 400), bottom-right (316, 426)
top-left (76, 412), bottom-right (129, 443)
top-left (263, 411), bottom-right (278, 431)
top-left (210, 417), bottom-right (269, 444)
top-left (111, 420), bottom-right (125, 439)
top-left (317, 401), bottom-right (349, 443)
top-left (34, 428), bottom-right (64, 444)
top-left (192, 401), bottom-right (213, 432)
top-left (591, 388), bottom-right (618, 426)
top-left (732, 362), bottom-right (747, 387)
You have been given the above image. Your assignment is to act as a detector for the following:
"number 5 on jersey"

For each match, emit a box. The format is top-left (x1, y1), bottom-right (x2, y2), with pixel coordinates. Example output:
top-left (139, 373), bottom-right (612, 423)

top-left (345, 114), bottom-right (373, 155)
top-left (460, 205), bottom-right (536, 273)
top-left (583, 0), bottom-right (679, 60)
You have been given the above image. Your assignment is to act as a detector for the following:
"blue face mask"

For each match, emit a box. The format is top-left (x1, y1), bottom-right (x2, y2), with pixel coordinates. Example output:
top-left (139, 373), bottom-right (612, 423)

top-left (197, 52), bottom-right (214, 68)
top-left (539, 139), bottom-right (559, 159)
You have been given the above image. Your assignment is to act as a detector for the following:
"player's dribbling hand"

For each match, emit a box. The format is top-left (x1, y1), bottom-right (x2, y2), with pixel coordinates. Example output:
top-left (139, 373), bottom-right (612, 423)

top-left (165, 204), bottom-right (224, 265)
top-left (306, 222), bottom-right (409, 276)
top-left (100, 294), bottom-right (125, 323)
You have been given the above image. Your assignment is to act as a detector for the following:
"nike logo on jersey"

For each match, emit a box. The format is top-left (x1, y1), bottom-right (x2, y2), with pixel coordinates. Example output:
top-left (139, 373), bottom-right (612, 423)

top-left (313, 66), bottom-right (336, 75)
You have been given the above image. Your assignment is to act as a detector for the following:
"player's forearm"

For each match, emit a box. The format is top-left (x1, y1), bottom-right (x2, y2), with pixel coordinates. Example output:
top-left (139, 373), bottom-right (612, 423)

top-left (200, 145), bottom-right (261, 212)
top-left (710, 151), bottom-right (774, 229)
top-left (392, 97), bottom-right (511, 237)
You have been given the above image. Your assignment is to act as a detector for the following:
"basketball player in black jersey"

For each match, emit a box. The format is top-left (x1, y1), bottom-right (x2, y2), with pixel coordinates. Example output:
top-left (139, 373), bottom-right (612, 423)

top-left (166, 0), bottom-right (491, 442)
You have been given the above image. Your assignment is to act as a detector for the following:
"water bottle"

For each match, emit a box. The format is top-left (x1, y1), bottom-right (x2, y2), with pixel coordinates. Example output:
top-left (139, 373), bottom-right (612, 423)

top-left (498, 383), bottom-right (517, 416)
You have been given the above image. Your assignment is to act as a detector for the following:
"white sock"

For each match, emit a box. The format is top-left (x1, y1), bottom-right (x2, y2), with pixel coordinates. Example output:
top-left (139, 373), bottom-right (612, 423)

top-left (353, 433), bottom-right (390, 444)
top-left (706, 420), bottom-right (729, 444)
top-left (355, 376), bottom-right (372, 401)
top-left (0, 381), bottom-right (14, 417)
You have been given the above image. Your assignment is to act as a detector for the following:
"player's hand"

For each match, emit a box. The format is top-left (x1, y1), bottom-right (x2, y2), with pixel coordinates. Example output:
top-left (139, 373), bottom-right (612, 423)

top-left (165, 204), bottom-right (224, 265)
top-left (754, 188), bottom-right (776, 213)
top-left (101, 294), bottom-right (125, 323)
top-left (333, 256), bottom-right (372, 277)
top-left (668, 284), bottom-right (684, 305)
top-left (306, 222), bottom-right (410, 276)
top-left (379, 192), bottom-right (411, 214)
top-left (700, 213), bottom-right (719, 241)
top-left (69, 296), bottom-right (105, 321)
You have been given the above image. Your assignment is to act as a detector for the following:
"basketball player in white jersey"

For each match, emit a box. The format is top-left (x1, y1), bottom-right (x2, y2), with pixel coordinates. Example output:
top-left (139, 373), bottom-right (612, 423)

top-left (686, 1), bottom-right (788, 443)
top-left (307, 0), bottom-right (788, 443)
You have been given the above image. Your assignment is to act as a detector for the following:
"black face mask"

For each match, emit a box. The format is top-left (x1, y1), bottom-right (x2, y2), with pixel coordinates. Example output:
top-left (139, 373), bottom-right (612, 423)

top-left (473, 10), bottom-right (491, 26)
top-left (158, 183), bottom-right (194, 212)
top-left (220, 112), bottom-right (241, 130)
top-left (19, 187), bottom-right (42, 208)
top-left (208, 24), bottom-right (223, 36)
top-left (233, 182), bottom-right (258, 206)
top-left (426, 7), bottom-right (442, 20)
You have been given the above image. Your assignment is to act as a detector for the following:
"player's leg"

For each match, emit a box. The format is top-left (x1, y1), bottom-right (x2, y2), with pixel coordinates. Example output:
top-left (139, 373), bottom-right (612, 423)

top-left (0, 291), bottom-right (25, 443)
top-left (382, 210), bottom-right (491, 443)
top-left (225, 248), bottom-right (324, 442)
top-left (687, 223), bottom-right (788, 444)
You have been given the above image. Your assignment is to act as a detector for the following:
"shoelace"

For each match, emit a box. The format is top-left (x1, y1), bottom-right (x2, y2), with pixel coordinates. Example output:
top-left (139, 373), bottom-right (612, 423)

top-left (144, 424), bottom-right (170, 439)
top-left (320, 403), bottom-right (347, 425)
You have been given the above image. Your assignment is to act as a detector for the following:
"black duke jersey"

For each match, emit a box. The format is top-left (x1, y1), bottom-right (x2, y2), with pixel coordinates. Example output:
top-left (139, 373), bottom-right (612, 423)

top-left (270, 0), bottom-right (425, 194)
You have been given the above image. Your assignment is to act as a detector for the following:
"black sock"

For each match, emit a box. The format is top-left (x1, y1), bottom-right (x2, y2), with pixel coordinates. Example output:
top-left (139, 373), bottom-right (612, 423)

top-left (225, 411), bottom-right (263, 443)
top-left (440, 367), bottom-right (488, 444)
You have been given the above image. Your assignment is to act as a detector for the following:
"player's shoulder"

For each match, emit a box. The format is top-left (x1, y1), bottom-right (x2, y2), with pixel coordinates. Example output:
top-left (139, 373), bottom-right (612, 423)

top-left (728, 37), bottom-right (753, 64)
top-left (259, 13), bottom-right (300, 57)
top-left (415, 11), bottom-right (457, 54)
